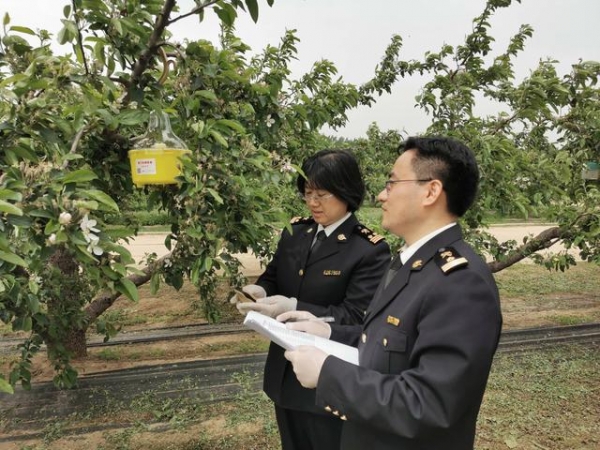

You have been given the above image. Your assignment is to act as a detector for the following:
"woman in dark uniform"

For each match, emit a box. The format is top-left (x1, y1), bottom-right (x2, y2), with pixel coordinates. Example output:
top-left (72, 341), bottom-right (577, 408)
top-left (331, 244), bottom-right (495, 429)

top-left (234, 149), bottom-right (390, 450)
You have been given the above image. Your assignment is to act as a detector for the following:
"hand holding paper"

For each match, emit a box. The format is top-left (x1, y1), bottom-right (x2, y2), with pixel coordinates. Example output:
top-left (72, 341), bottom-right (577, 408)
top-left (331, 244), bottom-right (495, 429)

top-left (243, 311), bottom-right (358, 365)
top-left (278, 311), bottom-right (332, 339)
top-left (284, 346), bottom-right (328, 389)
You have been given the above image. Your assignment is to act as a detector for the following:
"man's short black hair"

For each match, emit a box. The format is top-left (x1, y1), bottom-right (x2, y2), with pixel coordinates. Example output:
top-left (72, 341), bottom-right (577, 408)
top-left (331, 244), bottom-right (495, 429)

top-left (400, 136), bottom-right (479, 217)
top-left (297, 149), bottom-right (365, 212)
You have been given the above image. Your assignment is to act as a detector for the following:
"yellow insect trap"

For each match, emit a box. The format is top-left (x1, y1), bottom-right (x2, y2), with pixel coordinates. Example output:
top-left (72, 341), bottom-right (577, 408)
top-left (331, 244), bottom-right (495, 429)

top-left (128, 111), bottom-right (191, 187)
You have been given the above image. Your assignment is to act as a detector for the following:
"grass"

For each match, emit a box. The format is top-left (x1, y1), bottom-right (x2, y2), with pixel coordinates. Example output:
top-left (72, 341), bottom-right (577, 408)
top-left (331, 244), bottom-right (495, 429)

top-left (12, 343), bottom-right (598, 450)
top-left (477, 344), bottom-right (600, 449)
top-left (495, 263), bottom-right (600, 298)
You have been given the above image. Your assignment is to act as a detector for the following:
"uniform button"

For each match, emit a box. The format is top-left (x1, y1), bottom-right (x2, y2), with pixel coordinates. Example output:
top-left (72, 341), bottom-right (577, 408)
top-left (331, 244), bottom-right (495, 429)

top-left (333, 410), bottom-right (340, 416)
top-left (361, 333), bottom-right (367, 343)
top-left (324, 405), bottom-right (332, 412)
top-left (299, 269), bottom-right (304, 276)
top-left (340, 415), bottom-right (348, 421)
top-left (383, 338), bottom-right (388, 347)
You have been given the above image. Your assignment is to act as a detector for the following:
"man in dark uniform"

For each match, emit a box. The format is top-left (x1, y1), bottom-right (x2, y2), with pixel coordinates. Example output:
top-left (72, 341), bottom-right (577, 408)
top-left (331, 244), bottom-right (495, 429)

top-left (233, 149), bottom-right (390, 450)
top-left (281, 137), bottom-right (502, 450)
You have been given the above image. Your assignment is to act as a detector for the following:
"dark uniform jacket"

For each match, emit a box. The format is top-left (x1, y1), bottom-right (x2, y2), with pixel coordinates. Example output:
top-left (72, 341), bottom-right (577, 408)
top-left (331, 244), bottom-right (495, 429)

top-left (257, 214), bottom-right (390, 413)
top-left (315, 225), bottom-right (502, 449)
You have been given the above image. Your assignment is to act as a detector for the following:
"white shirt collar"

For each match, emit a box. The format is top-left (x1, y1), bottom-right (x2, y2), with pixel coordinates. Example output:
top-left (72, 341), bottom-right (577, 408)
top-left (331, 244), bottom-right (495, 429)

top-left (400, 222), bottom-right (456, 264)
top-left (318, 212), bottom-right (352, 237)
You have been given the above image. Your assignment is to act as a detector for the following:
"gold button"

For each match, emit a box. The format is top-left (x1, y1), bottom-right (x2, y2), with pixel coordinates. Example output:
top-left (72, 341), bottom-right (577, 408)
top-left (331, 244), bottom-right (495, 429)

top-left (324, 405), bottom-right (332, 412)
top-left (340, 415), bottom-right (347, 421)
top-left (333, 410), bottom-right (340, 416)
top-left (383, 338), bottom-right (388, 347)
top-left (299, 269), bottom-right (304, 276)
top-left (361, 333), bottom-right (367, 343)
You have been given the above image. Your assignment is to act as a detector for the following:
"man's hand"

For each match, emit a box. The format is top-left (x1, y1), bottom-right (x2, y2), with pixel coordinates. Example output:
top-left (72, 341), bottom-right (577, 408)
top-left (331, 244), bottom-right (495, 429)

top-left (284, 346), bottom-right (328, 389)
top-left (236, 295), bottom-right (297, 318)
top-left (277, 311), bottom-right (332, 339)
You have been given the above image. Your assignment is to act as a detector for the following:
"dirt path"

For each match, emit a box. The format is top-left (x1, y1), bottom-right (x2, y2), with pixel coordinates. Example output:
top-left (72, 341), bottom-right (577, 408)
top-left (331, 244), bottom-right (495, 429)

top-left (126, 224), bottom-right (576, 274)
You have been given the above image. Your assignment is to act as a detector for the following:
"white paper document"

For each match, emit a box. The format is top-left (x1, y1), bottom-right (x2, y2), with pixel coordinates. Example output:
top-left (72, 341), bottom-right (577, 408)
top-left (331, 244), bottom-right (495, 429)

top-left (243, 311), bottom-right (359, 365)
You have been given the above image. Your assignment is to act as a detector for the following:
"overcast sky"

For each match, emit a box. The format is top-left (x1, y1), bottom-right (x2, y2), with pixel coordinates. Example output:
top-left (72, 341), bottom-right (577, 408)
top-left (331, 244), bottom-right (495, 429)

top-left (3, 0), bottom-right (599, 138)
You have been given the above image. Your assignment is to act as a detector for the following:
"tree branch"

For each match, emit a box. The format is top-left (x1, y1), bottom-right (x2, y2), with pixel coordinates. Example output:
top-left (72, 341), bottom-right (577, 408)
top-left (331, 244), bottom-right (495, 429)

top-left (127, 0), bottom-right (177, 96)
top-left (72, 0), bottom-right (90, 75)
top-left (168, 0), bottom-right (221, 25)
top-left (487, 226), bottom-right (563, 273)
top-left (84, 251), bottom-right (172, 324)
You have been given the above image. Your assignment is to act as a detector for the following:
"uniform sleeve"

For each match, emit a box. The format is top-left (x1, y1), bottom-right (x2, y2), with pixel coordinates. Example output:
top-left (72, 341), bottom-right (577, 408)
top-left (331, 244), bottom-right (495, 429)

top-left (298, 240), bottom-right (390, 324)
top-left (314, 269), bottom-right (502, 438)
top-left (330, 324), bottom-right (362, 347)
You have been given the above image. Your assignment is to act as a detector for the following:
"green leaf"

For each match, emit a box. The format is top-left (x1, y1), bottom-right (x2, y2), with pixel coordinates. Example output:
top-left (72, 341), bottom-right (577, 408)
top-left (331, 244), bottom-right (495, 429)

top-left (29, 209), bottom-right (55, 219)
top-left (214, 4), bottom-right (237, 27)
top-left (206, 188), bottom-right (224, 204)
top-left (44, 220), bottom-right (60, 235)
top-left (27, 296), bottom-right (40, 314)
top-left (197, 90), bottom-right (218, 103)
top-left (80, 190), bottom-right (119, 213)
top-left (118, 109), bottom-right (147, 126)
top-left (57, 19), bottom-right (78, 45)
top-left (0, 200), bottom-right (23, 216)
top-left (0, 250), bottom-right (28, 268)
top-left (0, 377), bottom-right (13, 394)
top-left (6, 214), bottom-right (32, 228)
top-left (0, 190), bottom-right (22, 202)
top-left (73, 200), bottom-right (99, 211)
top-left (209, 129), bottom-right (228, 148)
top-left (150, 272), bottom-right (160, 295)
top-left (245, 0), bottom-right (259, 23)
top-left (100, 266), bottom-right (121, 281)
top-left (116, 278), bottom-right (139, 302)
top-left (215, 119), bottom-right (246, 134)
top-left (13, 316), bottom-right (32, 332)
top-left (62, 169), bottom-right (98, 184)
top-left (10, 26), bottom-right (35, 35)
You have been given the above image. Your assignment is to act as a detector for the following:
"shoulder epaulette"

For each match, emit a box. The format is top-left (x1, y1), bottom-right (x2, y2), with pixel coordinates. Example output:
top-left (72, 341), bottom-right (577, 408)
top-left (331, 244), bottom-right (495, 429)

top-left (290, 216), bottom-right (314, 225)
top-left (354, 224), bottom-right (386, 245)
top-left (435, 246), bottom-right (468, 274)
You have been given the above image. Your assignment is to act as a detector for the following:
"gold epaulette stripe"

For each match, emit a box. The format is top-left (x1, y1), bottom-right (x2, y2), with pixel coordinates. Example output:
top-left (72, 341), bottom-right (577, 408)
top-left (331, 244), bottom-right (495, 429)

top-left (441, 257), bottom-right (468, 273)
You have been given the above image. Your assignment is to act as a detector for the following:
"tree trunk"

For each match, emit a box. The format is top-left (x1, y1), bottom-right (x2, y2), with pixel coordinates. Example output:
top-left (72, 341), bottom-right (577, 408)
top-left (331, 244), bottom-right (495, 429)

top-left (64, 328), bottom-right (88, 359)
top-left (45, 247), bottom-right (89, 359)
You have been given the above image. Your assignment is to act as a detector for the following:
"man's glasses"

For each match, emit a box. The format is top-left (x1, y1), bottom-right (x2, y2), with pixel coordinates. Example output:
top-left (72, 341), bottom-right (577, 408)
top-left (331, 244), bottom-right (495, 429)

top-left (299, 192), bottom-right (335, 203)
top-left (384, 179), bottom-right (432, 193)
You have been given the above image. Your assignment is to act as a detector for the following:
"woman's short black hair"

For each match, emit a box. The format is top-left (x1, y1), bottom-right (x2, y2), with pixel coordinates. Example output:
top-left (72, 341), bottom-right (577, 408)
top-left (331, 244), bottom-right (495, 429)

top-left (296, 149), bottom-right (365, 213)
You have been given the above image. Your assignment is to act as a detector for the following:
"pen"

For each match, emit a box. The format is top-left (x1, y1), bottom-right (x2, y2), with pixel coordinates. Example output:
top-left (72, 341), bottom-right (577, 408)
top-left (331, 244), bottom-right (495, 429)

top-left (290, 316), bottom-right (335, 323)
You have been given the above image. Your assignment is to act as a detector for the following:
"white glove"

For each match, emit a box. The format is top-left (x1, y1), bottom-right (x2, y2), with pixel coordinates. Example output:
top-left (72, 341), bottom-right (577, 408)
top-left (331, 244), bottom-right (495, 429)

top-left (229, 284), bottom-right (267, 305)
top-left (277, 311), bottom-right (332, 339)
top-left (284, 346), bottom-right (328, 389)
top-left (237, 295), bottom-right (297, 318)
